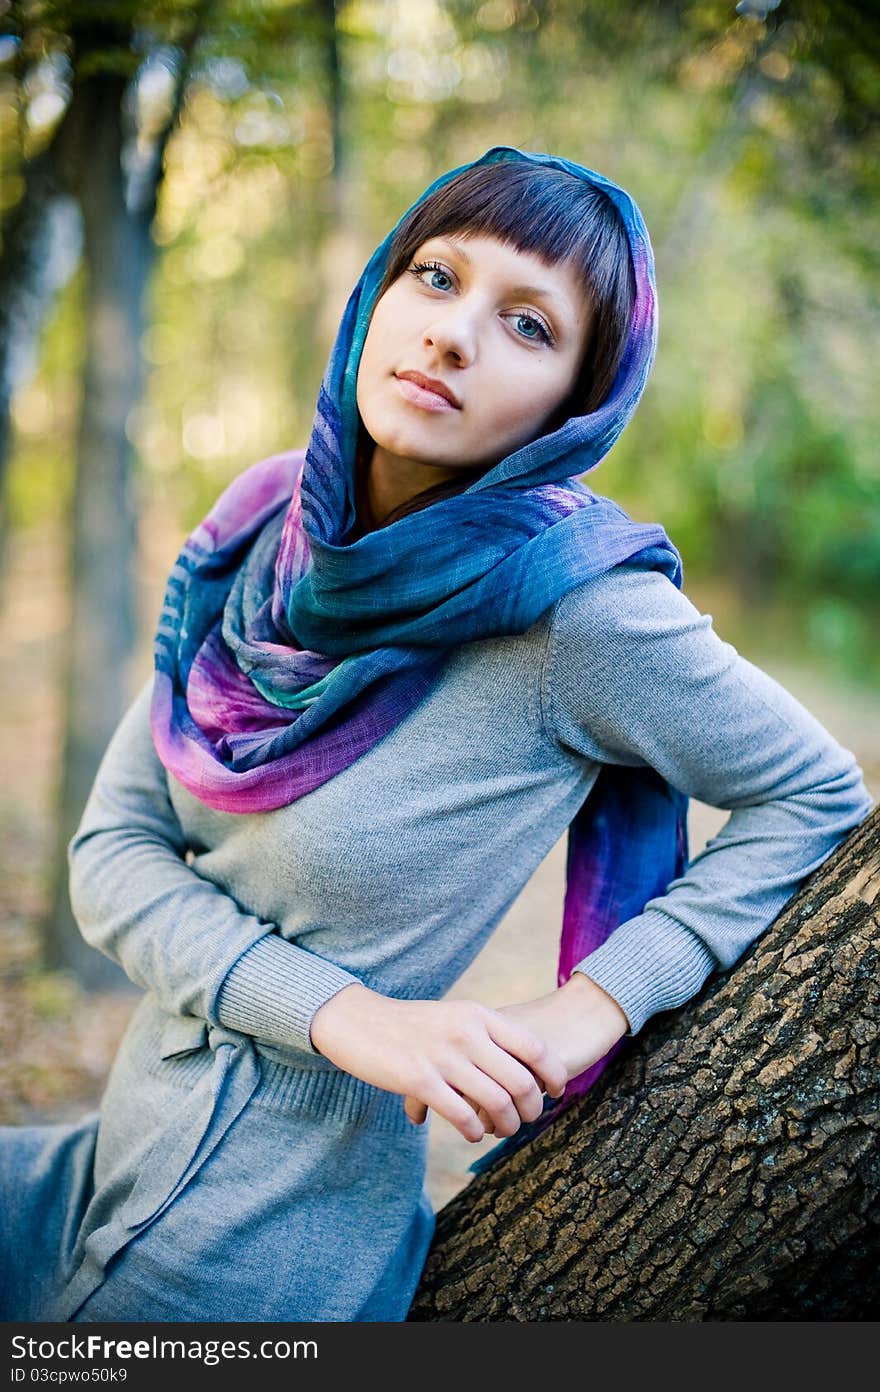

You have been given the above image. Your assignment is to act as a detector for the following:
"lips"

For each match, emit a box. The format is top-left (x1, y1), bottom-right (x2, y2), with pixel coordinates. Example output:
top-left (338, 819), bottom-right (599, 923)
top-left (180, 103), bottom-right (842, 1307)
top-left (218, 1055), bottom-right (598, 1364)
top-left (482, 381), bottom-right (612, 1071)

top-left (395, 370), bottom-right (462, 409)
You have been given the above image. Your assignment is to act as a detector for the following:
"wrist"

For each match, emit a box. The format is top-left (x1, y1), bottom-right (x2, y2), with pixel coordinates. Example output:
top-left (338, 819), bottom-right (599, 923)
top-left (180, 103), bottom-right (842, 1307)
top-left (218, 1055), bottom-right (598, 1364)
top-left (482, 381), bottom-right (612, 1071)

top-left (309, 981), bottom-right (378, 1055)
top-left (564, 970), bottom-right (629, 1031)
top-left (556, 971), bottom-right (629, 1074)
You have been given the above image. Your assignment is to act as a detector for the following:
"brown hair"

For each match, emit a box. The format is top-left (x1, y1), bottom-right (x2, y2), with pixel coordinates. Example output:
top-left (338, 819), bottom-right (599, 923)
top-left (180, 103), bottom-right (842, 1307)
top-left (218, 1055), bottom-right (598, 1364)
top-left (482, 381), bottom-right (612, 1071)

top-left (355, 157), bottom-right (636, 530)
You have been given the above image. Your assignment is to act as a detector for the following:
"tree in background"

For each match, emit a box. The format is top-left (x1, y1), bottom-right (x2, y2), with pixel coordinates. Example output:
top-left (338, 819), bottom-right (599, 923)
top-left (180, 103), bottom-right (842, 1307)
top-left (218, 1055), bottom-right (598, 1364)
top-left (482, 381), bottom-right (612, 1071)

top-left (0, 0), bottom-right (350, 984)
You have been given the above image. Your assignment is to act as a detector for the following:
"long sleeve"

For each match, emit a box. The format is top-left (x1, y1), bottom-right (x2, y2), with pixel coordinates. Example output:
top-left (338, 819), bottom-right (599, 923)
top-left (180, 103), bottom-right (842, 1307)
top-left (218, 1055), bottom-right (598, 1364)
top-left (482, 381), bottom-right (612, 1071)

top-left (543, 564), bottom-right (875, 1037)
top-left (67, 676), bottom-right (362, 1054)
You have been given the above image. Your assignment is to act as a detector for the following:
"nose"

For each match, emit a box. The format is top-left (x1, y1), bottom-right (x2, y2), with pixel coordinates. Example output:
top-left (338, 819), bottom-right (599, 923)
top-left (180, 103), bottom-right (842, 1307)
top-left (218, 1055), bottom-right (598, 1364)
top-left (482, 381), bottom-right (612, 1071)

top-left (422, 305), bottom-right (477, 366)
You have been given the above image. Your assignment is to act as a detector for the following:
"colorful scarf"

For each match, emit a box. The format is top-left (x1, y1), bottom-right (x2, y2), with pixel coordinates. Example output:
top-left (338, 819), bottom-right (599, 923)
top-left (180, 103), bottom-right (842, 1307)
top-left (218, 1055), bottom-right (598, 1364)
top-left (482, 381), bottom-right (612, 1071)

top-left (151, 146), bottom-right (689, 1174)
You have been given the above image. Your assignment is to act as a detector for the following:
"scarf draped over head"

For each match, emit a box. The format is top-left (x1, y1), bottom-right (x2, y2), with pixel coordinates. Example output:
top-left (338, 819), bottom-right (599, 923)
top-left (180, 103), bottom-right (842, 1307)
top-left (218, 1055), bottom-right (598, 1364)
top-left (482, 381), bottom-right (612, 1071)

top-left (151, 146), bottom-right (689, 1173)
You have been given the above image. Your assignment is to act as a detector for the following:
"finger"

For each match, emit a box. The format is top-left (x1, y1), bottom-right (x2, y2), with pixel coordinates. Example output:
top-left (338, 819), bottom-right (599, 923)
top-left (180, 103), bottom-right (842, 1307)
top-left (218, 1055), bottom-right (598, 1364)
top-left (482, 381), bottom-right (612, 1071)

top-left (446, 1063), bottom-right (529, 1138)
top-left (404, 1096), bottom-right (428, 1125)
top-left (483, 1015), bottom-right (568, 1099)
top-left (458, 1093), bottom-right (495, 1134)
top-left (458, 1040), bottom-right (551, 1127)
top-left (420, 1076), bottom-right (486, 1143)
top-left (475, 1103), bottom-right (495, 1133)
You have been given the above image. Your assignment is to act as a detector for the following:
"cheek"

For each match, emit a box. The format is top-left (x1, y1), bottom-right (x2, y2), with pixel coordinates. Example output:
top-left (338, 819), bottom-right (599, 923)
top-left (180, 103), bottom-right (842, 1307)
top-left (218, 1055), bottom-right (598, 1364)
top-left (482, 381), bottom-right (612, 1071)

top-left (358, 295), bottom-right (396, 368)
top-left (355, 320), bottom-right (391, 413)
top-left (358, 322), bottom-right (381, 375)
top-left (481, 360), bottom-right (571, 432)
top-left (366, 290), bottom-right (407, 349)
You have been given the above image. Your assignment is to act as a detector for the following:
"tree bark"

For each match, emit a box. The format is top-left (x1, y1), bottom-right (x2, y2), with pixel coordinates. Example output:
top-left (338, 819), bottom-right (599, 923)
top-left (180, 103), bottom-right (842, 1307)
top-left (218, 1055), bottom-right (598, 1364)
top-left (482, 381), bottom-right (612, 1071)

top-left (409, 805), bottom-right (880, 1321)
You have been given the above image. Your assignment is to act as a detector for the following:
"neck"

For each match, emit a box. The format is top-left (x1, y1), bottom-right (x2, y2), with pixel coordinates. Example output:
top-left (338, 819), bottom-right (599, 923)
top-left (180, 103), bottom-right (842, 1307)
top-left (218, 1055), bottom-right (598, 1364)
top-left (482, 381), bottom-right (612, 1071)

top-left (367, 444), bottom-right (462, 527)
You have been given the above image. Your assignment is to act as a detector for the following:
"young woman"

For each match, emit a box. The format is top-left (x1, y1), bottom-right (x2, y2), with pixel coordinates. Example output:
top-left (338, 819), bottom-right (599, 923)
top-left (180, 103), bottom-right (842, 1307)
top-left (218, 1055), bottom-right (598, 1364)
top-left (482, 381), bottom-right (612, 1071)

top-left (0, 146), bottom-right (871, 1323)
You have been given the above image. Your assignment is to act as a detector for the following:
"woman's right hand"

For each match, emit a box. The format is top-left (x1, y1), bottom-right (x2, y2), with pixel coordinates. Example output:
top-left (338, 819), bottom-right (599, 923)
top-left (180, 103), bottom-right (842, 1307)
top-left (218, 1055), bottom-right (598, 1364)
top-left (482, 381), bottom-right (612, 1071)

top-left (309, 983), bottom-right (568, 1143)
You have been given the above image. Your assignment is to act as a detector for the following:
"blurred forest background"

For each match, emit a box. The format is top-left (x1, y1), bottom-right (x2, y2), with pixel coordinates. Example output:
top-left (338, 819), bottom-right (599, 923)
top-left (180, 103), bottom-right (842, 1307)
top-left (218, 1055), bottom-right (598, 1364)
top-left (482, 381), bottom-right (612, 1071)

top-left (0, 0), bottom-right (878, 1203)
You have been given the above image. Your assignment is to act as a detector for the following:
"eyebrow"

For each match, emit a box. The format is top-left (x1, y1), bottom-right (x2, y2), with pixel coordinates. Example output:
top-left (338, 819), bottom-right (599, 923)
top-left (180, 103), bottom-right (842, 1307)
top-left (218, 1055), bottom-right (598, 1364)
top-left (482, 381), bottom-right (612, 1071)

top-left (428, 236), bottom-right (575, 326)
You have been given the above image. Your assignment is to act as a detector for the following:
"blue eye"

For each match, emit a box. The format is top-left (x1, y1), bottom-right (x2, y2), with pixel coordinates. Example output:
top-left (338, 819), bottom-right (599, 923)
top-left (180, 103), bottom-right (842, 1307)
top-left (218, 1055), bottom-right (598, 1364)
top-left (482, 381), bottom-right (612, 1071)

top-left (511, 312), bottom-right (550, 343)
top-left (408, 260), bottom-right (454, 292)
top-left (407, 260), bottom-right (553, 346)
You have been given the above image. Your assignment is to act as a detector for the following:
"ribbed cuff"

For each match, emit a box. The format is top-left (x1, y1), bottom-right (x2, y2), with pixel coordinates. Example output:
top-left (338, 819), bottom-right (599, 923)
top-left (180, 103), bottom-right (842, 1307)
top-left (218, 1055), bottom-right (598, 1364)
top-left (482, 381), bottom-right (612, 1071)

top-left (215, 932), bottom-right (363, 1055)
top-left (571, 909), bottom-right (718, 1037)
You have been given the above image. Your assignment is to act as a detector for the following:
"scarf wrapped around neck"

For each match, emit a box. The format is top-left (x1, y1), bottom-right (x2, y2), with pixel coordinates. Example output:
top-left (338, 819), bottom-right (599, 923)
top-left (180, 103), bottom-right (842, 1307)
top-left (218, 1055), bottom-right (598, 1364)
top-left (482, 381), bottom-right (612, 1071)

top-left (151, 145), bottom-right (688, 1174)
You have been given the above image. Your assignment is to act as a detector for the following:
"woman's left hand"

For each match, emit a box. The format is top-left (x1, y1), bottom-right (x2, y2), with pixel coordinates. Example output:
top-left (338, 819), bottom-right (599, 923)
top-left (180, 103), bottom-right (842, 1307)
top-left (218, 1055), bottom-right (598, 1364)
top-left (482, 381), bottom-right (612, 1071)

top-left (403, 973), bottom-right (629, 1133)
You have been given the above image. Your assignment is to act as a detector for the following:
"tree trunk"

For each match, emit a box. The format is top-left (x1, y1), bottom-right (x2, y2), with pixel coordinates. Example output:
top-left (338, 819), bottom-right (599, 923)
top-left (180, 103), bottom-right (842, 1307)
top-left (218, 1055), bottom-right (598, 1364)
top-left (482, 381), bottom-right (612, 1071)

top-left (315, 0), bottom-right (369, 353)
top-left (41, 36), bottom-right (145, 987)
top-left (409, 805), bottom-right (880, 1321)
top-left (41, 6), bottom-right (211, 988)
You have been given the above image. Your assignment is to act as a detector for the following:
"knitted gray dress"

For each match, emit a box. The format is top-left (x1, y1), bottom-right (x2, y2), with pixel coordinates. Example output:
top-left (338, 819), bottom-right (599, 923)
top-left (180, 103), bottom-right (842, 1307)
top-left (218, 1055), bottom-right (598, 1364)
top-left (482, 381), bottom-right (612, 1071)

top-left (0, 564), bottom-right (871, 1321)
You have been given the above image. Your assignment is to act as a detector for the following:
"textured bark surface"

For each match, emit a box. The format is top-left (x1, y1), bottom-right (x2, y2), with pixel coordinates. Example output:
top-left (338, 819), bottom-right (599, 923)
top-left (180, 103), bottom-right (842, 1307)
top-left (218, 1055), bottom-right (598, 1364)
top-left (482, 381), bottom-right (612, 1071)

top-left (409, 806), bottom-right (880, 1321)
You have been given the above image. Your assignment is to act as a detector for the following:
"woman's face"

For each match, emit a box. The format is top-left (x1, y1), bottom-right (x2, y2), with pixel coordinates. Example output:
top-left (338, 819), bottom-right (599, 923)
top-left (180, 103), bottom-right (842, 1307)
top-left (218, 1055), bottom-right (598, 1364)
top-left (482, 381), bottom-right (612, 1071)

top-left (355, 232), bottom-right (594, 479)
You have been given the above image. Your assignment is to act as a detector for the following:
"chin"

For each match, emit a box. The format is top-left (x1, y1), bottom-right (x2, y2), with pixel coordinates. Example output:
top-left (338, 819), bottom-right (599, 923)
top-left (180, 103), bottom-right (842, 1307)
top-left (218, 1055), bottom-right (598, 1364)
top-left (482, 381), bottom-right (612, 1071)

top-left (373, 417), bottom-right (450, 461)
